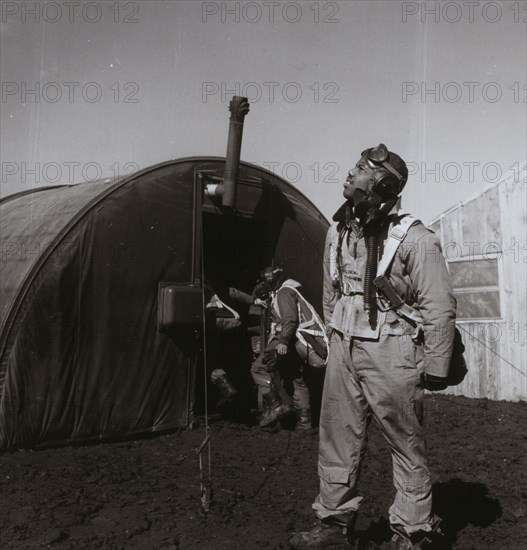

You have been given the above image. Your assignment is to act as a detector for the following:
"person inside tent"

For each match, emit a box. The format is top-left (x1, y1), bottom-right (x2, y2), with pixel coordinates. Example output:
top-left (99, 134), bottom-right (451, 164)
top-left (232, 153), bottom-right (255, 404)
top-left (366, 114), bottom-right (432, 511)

top-left (204, 283), bottom-right (254, 415)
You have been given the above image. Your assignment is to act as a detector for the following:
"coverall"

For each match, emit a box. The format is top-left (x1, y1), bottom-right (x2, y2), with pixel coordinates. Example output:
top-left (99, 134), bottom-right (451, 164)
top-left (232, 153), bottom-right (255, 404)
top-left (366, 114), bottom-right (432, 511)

top-left (314, 208), bottom-right (456, 535)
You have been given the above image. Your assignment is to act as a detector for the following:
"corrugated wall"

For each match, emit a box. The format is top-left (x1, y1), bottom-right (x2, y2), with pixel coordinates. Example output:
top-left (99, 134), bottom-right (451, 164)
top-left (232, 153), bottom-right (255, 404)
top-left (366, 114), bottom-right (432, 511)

top-left (430, 175), bottom-right (526, 401)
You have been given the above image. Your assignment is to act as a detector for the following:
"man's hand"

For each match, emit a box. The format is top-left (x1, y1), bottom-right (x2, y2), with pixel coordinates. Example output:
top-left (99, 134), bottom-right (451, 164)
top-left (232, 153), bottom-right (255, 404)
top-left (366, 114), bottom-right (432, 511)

top-left (421, 373), bottom-right (448, 391)
top-left (253, 298), bottom-right (268, 308)
top-left (276, 343), bottom-right (288, 356)
top-left (262, 348), bottom-right (280, 372)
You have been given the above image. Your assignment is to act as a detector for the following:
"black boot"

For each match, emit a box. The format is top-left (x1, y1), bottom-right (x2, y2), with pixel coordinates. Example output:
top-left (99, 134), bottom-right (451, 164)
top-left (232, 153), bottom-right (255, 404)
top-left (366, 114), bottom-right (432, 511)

top-left (289, 514), bottom-right (357, 549)
top-left (210, 369), bottom-right (237, 410)
top-left (391, 529), bottom-right (430, 550)
top-left (259, 389), bottom-right (294, 428)
top-left (390, 516), bottom-right (443, 550)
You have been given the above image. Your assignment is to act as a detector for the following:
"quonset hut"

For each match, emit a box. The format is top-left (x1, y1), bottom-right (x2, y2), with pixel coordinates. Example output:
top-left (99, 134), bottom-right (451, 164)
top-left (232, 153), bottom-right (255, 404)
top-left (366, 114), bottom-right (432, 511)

top-left (0, 99), bottom-right (329, 449)
top-left (430, 169), bottom-right (526, 401)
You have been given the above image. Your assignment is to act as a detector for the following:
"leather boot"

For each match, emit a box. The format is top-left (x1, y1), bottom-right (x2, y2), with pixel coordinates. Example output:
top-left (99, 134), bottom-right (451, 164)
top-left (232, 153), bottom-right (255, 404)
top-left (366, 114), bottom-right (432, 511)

top-left (296, 409), bottom-right (312, 430)
top-left (390, 516), bottom-right (443, 550)
top-left (210, 369), bottom-right (237, 410)
top-left (391, 531), bottom-right (429, 550)
top-left (289, 514), bottom-right (357, 549)
top-left (259, 388), bottom-right (294, 428)
top-left (293, 380), bottom-right (311, 430)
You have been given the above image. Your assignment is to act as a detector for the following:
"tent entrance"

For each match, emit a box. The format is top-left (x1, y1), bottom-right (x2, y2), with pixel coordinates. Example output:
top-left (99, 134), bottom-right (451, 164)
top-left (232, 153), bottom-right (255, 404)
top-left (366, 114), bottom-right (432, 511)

top-left (202, 212), bottom-right (269, 294)
top-left (199, 211), bottom-right (270, 418)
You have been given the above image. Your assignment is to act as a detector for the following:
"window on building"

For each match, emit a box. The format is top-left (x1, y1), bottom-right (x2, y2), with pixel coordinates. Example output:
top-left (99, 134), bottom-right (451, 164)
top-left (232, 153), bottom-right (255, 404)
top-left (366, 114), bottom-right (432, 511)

top-left (447, 258), bottom-right (502, 320)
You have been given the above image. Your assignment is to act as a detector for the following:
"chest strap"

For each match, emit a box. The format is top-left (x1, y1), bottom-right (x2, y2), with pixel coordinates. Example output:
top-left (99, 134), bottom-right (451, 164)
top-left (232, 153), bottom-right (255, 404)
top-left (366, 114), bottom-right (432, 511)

top-left (374, 215), bottom-right (424, 328)
top-left (377, 215), bottom-right (417, 277)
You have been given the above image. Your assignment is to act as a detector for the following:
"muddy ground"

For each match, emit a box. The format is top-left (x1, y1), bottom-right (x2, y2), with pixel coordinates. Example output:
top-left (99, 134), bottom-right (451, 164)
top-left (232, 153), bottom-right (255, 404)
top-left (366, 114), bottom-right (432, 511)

top-left (0, 394), bottom-right (525, 549)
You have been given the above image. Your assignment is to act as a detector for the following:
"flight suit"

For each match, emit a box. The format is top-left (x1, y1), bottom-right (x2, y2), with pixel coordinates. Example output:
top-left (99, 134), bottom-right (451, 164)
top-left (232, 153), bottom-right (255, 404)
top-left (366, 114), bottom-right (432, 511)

top-left (314, 210), bottom-right (456, 535)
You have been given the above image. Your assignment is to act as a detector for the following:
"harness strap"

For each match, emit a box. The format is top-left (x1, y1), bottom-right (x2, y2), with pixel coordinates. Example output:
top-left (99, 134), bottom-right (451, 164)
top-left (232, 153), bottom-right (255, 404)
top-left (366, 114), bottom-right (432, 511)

top-left (206, 294), bottom-right (240, 320)
top-left (396, 303), bottom-right (425, 327)
top-left (375, 215), bottom-right (426, 327)
top-left (377, 215), bottom-right (417, 277)
top-left (278, 284), bottom-right (329, 361)
top-left (299, 328), bottom-right (326, 337)
top-left (335, 226), bottom-right (346, 289)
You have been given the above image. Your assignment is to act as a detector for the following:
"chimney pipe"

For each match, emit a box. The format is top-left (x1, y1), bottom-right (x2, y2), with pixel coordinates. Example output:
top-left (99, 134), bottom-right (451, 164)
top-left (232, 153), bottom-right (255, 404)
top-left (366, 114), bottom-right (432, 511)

top-left (222, 96), bottom-right (250, 208)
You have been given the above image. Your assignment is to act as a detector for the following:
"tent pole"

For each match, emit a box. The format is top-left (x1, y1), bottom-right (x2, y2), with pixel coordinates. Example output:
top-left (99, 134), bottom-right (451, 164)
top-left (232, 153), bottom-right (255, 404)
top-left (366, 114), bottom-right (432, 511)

top-left (196, 215), bottom-right (212, 513)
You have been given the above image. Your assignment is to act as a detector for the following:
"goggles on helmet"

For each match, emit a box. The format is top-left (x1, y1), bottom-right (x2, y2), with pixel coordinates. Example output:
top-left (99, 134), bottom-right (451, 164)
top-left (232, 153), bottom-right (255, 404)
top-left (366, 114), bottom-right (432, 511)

top-left (361, 143), bottom-right (404, 186)
top-left (255, 266), bottom-right (284, 299)
top-left (261, 266), bottom-right (282, 281)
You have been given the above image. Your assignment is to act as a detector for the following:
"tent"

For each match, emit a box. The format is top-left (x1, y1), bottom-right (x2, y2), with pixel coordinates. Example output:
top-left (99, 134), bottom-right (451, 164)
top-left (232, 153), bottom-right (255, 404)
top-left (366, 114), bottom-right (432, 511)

top-left (0, 157), bottom-right (329, 449)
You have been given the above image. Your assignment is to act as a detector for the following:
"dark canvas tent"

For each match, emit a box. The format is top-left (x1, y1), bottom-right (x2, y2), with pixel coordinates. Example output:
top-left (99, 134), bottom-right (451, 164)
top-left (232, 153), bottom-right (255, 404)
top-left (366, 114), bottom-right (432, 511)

top-left (0, 157), bottom-right (329, 449)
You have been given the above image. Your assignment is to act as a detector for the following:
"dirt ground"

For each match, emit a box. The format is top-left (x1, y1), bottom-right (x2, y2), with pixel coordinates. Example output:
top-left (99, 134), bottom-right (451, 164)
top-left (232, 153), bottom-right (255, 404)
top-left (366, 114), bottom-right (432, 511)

top-left (0, 394), bottom-right (525, 550)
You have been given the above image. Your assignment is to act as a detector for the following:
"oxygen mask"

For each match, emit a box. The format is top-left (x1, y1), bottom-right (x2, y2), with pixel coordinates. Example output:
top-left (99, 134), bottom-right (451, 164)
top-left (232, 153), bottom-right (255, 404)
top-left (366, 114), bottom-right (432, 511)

top-left (352, 188), bottom-right (385, 228)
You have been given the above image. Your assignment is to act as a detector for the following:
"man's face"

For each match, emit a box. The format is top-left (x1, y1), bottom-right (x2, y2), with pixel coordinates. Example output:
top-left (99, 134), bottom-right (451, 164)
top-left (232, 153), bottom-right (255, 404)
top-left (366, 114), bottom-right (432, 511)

top-left (343, 156), bottom-right (375, 201)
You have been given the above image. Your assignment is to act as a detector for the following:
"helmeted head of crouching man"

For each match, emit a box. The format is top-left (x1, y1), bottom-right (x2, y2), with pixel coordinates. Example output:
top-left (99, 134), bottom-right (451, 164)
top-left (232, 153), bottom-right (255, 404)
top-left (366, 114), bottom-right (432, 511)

top-left (253, 266), bottom-right (286, 300)
top-left (343, 143), bottom-right (408, 229)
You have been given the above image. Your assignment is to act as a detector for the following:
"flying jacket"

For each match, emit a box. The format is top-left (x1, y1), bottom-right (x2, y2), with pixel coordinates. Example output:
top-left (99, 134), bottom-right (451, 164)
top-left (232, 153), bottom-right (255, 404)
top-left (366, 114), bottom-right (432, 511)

top-left (323, 203), bottom-right (457, 378)
top-left (270, 279), bottom-right (302, 346)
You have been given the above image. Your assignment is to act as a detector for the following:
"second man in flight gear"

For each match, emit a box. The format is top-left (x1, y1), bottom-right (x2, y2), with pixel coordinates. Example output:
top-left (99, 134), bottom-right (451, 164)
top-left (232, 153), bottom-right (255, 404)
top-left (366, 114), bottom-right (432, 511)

top-left (251, 266), bottom-right (312, 430)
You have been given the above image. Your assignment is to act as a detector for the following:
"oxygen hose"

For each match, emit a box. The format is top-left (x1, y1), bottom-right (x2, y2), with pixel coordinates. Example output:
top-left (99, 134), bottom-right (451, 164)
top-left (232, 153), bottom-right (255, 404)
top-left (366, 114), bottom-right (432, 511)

top-left (363, 233), bottom-right (378, 312)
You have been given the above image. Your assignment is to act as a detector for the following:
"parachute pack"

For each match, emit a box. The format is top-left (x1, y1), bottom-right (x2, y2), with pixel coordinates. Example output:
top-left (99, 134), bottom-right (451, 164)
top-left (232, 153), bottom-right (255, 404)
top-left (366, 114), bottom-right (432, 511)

top-left (279, 284), bottom-right (329, 369)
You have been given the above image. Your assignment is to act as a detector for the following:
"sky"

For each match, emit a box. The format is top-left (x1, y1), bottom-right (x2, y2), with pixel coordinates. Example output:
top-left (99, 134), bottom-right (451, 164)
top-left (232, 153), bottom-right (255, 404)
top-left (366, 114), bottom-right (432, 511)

top-left (1, 0), bottom-right (526, 223)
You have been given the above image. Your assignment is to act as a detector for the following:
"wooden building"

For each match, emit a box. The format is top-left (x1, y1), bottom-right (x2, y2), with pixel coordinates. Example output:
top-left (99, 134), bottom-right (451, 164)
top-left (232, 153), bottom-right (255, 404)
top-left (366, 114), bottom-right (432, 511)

top-left (430, 169), bottom-right (526, 401)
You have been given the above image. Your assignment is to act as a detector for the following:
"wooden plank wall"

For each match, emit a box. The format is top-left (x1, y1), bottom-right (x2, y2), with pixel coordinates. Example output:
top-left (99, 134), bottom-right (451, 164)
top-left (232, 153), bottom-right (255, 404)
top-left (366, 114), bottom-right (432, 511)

top-left (497, 176), bottom-right (526, 401)
top-left (432, 177), bottom-right (526, 402)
